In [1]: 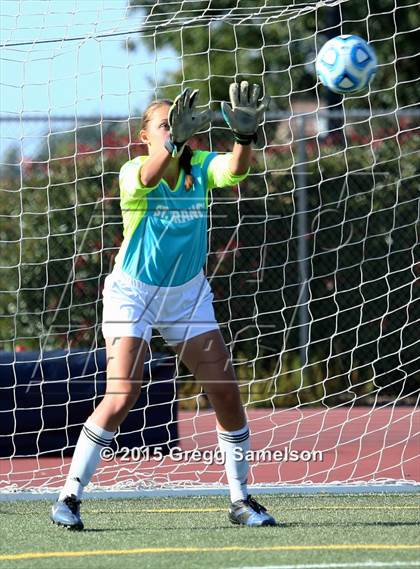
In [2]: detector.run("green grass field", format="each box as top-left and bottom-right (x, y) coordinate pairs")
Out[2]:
(1, 493), (419, 569)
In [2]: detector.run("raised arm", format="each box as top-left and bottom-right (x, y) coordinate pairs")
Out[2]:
(139, 89), (211, 188)
(221, 81), (270, 176)
(139, 146), (173, 188)
(229, 142), (252, 176)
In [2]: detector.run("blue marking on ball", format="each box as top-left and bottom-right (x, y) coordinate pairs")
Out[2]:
(316, 35), (377, 94)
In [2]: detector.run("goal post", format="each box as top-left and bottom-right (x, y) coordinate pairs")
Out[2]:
(0, 0), (419, 494)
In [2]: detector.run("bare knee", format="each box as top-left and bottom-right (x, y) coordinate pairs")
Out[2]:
(104, 385), (140, 411)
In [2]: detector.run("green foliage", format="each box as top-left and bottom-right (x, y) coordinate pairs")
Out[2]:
(0, 127), (134, 351)
(2, 115), (418, 407)
(204, 123), (419, 406)
(128, 0), (420, 109)
(1, 0), (418, 407)
(177, 120), (419, 408)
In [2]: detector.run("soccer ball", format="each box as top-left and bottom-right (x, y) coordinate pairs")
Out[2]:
(316, 35), (377, 94)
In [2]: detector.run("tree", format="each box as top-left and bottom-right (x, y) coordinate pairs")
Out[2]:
(1, 1), (418, 405)
(128, 0), (420, 110)
(123, 0), (420, 401)
(0, 123), (137, 352)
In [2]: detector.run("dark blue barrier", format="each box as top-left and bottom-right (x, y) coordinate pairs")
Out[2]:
(0, 348), (177, 457)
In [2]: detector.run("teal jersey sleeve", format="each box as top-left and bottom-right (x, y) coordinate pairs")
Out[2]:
(206, 152), (250, 190)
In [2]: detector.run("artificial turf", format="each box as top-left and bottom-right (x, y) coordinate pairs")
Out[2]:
(0, 493), (419, 569)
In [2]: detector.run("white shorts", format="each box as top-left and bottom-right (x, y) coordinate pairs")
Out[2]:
(101, 267), (219, 346)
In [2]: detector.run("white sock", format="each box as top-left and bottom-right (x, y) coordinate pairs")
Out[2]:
(59, 417), (116, 501)
(217, 424), (250, 503)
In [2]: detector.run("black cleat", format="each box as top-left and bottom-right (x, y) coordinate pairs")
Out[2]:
(229, 495), (277, 527)
(50, 494), (84, 530)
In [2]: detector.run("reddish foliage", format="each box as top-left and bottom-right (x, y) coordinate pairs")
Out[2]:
(22, 159), (48, 176)
(216, 238), (242, 261)
(113, 235), (123, 247)
(77, 143), (94, 154)
(103, 133), (128, 148)
(73, 280), (85, 297)
(74, 255), (87, 269)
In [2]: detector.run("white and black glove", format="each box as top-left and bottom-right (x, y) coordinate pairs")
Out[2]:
(221, 81), (270, 145)
(166, 88), (212, 157)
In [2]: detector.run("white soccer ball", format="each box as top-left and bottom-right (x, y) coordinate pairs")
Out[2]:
(316, 35), (377, 94)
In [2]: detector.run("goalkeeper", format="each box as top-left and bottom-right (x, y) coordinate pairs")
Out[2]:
(51, 82), (276, 530)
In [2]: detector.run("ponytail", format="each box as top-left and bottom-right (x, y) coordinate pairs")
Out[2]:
(179, 145), (194, 191)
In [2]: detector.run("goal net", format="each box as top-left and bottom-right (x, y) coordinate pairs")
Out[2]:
(1, 0), (419, 494)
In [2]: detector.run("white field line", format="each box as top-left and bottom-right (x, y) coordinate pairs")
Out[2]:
(226, 561), (420, 569)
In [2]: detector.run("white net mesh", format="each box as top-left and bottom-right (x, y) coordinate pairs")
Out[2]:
(0, 0), (419, 493)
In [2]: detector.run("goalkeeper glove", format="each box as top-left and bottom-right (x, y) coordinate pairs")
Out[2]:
(166, 88), (212, 157)
(221, 81), (270, 145)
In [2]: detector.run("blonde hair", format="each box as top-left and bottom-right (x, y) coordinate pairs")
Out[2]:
(141, 99), (194, 191)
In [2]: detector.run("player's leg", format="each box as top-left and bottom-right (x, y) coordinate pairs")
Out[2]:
(91, 336), (148, 430)
(171, 328), (277, 526)
(51, 336), (148, 530)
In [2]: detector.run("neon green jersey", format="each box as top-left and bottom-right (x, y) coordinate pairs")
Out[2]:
(114, 150), (249, 286)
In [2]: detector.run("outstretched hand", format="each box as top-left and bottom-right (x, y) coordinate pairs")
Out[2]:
(168, 88), (212, 148)
(221, 81), (270, 145)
